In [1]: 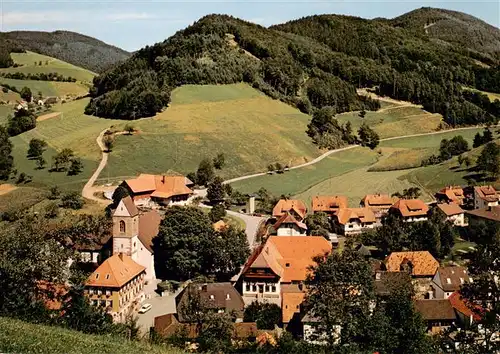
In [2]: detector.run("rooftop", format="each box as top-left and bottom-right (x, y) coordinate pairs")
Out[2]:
(385, 251), (439, 277)
(434, 266), (471, 292)
(273, 211), (307, 231)
(311, 195), (348, 213)
(415, 299), (456, 321)
(361, 194), (396, 208)
(86, 254), (145, 288)
(436, 203), (464, 216)
(466, 206), (500, 222)
(282, 291), (305, 323)
(474, 185), (499, 202)
(390, 199), (429, 217)
(124, 174), (193, 199)
(336, 207), (376, 225)
(272, 199), (307, 219)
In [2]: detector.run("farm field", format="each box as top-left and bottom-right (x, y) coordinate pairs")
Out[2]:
(231, 127), (487, 200)
(0, 78), (89, 97)
(336, 106), (442, 139)
(103, 83), (320, 179)
(368, 147), (435, 171)
(2, 51), (96, 83)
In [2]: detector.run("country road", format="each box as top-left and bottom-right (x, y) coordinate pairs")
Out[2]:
(223, 125), (496, 185)
(81, 128), (111, 204)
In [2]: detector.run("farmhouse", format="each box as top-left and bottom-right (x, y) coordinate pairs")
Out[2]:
(436, 203), (466, 227)
(112, 197), (161, 279)
(466, 205), (500, 226)
(435, 186), (465, 205)
(384, 251), (439, 279)
(360, 194), (396, 214)
(389, 199), (429, 222)
(473, 185), (499, 209)
(239, 236), (331, 310)
(332, 207), (377, 235)
(85, 253), (146, 322)
(273, 211), (307, 236)
(272, 199), (307, 221)
(122, 174), (194, 208)
(415, 299), (456, 334)
(311, 195), (348, 216)
(432, 266), (472, 299)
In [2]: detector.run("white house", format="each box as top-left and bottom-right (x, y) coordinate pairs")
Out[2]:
(273, 211), (307, 236)
(474, 186), (499, 209)
(389, 199), (429, 222)
(436, 203), (466, 227)
(432, 266), (472, 299)
(333, 207), (377, 235)
(112, 197), (161, 280)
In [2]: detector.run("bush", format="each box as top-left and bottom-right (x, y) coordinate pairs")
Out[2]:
(61, 192), (84, 210)
(48, 186), (61, 200)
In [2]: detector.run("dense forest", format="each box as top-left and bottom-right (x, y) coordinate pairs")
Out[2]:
(0, 31), (130, 73)
(86, 8), (500, 126)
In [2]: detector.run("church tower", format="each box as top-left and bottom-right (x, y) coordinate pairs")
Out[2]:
(112, 196), (140, 261)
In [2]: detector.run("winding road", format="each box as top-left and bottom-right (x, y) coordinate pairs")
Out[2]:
(81, 128), (111, 204)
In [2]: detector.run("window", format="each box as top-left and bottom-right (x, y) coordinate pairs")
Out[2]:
(265, 284), (270, 292)
(89, 289), (94, 295)
(271, 285), (276, 293)
(97, 289), (102, 295)
(95, 273), (99, 279)
(209, 295), (215, 300)
(106, 290), (111, 296)
(120, 220), (126, 233)
(106, 274), (110, 280)
(226, 294), (231, 300)
(285, 263), (290, 267)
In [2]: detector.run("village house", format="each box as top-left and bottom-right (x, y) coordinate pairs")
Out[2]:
(432, 266), (472, 299)
(272, 199), (307, 221)
(332, 207), (377, 235)
(311, 195), (348, 217)
(85, 253), (146, 322)
(121, 173), (194, 208)
(176, 283), (245, 322)
(435, 186), (465, 206)
(272, 211), (307, 236)
(473, 185), (499, 209)
(384, 251), (439, 278)
(448, 292), (481, 329)
(112, 196), (161, 280)
(389, 199), (429, 222)
(466, 205), (500, 227)
(415, 299), (456, 334)
(436, 203), (466, 227)
(239, 236), (331, 319)
(360, 194), (397, 221)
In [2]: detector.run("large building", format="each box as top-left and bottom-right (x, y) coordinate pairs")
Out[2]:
(332, 207), (377, 235)
(389, 199), (429, 222)
(122, 174), (194, 207)
(432, 266), (472, 299)
(384, 251), (439, 279)
(239, 236), (331, 319)
(112, 196), (161, 279)
(85, 253), (146, 322)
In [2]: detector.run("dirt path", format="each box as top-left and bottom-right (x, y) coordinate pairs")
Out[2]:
(37, 112), (61, 122)
(0, 184), (17, 196)
(81, 129), (111, 204)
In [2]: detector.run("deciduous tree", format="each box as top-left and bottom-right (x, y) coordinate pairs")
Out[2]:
(476, 142), (500, 178)
(196, 158), (214, 186)
(209, 204), (226, 222)
(27, 138), (47, 159)
(20, 86), (32, 102)
(206, 176), (225, 204)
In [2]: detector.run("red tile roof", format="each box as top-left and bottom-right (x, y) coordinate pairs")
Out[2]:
(361, 194), (397, 208)
(138, 210), (162, 252)
(466, 206), (500, 222)
(385, 251), (439, 277)
(86, 254), (145, 288)
(436, 203), (464, 216)
(272, 200), (307, 219)
(448, 292), (482, 321)
(474, 185), (499, 202)
(311, 196), (348, 213)
(125, 174), (193, 199)
(273, 212), (307, 231)
(415, 299), (456, 321)
(436, 186), (465, 204)
(336, 207), (376, 225)
(282, 291), (305, 323)
(390, 199), (429, 217)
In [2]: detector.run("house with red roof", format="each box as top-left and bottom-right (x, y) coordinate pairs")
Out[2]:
(121, 173), (194, 207)
(272, 199), (307, 221)
(273, 211), (307, 236)
(436, 203), (466, 227)
(435, 186), (465, 206)
(389, 199), (429, 222)
(239, 236), (331, 325)
(85, 253), (146, 322)
(473, 185), (499, 209)
(311, 195), (348, 217)
(332, 207), (377, 235)
(112, 196), (161, 279)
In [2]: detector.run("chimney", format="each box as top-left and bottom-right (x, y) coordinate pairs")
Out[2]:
(119, 253), (124, 261)
(202, 284), (208, 292)
(162, 175), (165, 184)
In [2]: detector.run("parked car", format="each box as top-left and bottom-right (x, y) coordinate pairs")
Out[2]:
(138, 303), (152, 314)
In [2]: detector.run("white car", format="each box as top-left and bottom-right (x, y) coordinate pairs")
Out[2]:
(138, 303), (152, 314)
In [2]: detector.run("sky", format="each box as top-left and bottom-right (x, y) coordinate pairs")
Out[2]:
(1, 0), (499, 52)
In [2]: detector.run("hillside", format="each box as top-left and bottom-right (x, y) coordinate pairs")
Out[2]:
(87, 11), (500, 128)
(0, 30), (130, 73)
(392, 7), (500, 64)
(0, 317), (182, 354)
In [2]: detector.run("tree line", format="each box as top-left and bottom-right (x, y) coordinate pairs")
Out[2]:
(0, 71), (77, 82)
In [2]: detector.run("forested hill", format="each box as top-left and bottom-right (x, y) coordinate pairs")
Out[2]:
(87, 10), (500, 127)
(391, 7), (500, 64)
(0, 30), (130, 73)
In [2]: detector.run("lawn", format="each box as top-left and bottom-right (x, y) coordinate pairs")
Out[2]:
(336, 106), (442, 139)
(0, 78), (89, 97)
(0, 317), (182, 354)
(103, 83), (320, 180)
(230, 147), (379, 196)
(3, 51), (96, 83)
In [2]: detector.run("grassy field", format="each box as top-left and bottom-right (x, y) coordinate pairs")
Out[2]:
(0, 78), (89, 97)
(368, 147), (435, 171)
(0, 317), (182, 354)
(336, 106), (442, 139)
(2, 51), (96, 83)
(231, 127), (488, 202)
(103, 83), (320, 180)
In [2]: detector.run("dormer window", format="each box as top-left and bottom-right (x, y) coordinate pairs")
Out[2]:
(95, 273), (99, 279)
(460, 278), (464, 284)
(446, 278), (451, 284)
(120, 220), (126, 233)
(209, 295), (215, 300)
(226, 294), (231, 300)
(286, 263), (290, 267)
(106, 274), (110, 280)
